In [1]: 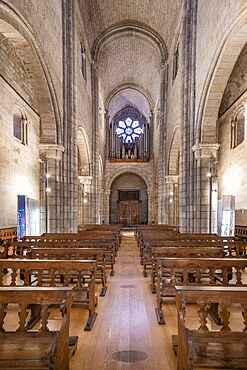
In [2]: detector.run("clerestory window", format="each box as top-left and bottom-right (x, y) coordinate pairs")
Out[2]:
(13, 106), (27, 145)
(231, 111), (245, 149)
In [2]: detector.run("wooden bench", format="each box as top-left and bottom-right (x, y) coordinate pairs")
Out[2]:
(29, 247), (108, 296)
(150, 246), (225, 290)
(235, 224), (247, 241)
(0, 258), (98, 331)
(7, 239), (116, 276)
(138, 233), (234, 266)
(0, 286), (76, 370)
(155, 257), (247, 325)
(0, 226), (17, 261)
(174, 286), (247, 369)
(142, 239), (247, 276)
(41, 231), (121, 252)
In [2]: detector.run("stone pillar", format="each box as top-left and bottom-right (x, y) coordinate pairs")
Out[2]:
(165, 175), (179, 225)
(61, 0), (78, 232)
(78, 176), (93, 225)
(157, 62), (168, 224)
(39, 144), (65, 233)
(147, 187), (155, 224)
(192, 143), (220, 233)
(103, 189), (110, 224)
(91, 61), (100, 223)
(179, 0), (198, 232)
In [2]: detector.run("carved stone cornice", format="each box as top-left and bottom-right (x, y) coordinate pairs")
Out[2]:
(38, 144), (65, 161)
(191, 143), (220, 160)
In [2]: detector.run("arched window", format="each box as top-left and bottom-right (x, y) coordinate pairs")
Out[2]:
(231, 110), (245, 149)
(13, 107), (27, 144)
(80, 42), (86, 79)
(108, 107), (150, 161)
(172, 42), (179, 81)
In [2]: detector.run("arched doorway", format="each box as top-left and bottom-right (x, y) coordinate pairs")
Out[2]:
(110, 173), (148, 225)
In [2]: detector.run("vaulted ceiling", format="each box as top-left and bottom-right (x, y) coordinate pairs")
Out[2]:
(79, 0), (183, 120)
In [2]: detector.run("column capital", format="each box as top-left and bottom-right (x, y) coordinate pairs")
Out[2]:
(38, 144), (65, 161)
(78, 176), (93, 192)
(165, 175), (179, 184)
(191, 143), (220, 160)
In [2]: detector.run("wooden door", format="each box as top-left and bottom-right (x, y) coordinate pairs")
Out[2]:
(118, 201), (141, 226)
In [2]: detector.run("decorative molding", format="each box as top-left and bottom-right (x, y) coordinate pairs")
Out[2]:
(38, 144), (65, 161)
(191, 143), (220, 160)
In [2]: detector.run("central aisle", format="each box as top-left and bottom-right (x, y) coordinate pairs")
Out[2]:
(70, 231), (177, 370)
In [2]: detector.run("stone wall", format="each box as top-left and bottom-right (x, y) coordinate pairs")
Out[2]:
(0, 78), (40, 227)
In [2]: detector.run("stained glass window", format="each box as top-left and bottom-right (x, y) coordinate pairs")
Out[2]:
(116, 117), (143, 143)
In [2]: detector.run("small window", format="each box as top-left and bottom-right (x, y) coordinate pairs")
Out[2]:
(13, 107), (27, 144)
(173, 43), (179, 81)
(231, 111), (245, 149)
(80, 42), (86, 79)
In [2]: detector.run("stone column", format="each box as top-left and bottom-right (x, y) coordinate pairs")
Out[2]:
(179, 0), (198, 232)
(192, 143), (220, 233)
(165, 175), (179, 225)
(78, 176), (93, 225)
(158, 62), (168, 224)
(61, 0), (78, 232)
(91, 61), (100, 223)
(103, 189), (111, 224)
(39, 144), (65, 233)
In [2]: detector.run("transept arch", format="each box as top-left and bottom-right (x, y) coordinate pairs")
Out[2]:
(105, 83), (154, 113)
(92, 21), (168, 64)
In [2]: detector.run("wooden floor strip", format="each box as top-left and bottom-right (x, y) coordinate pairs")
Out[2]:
(69, 231), (177, 369)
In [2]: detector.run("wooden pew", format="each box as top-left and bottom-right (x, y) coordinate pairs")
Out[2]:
(41, 231), (121, 252)
(0, 226), (17, 261)
(150, 246), (225, 291)
(0, 258), (98, 331)
(138, 233), (234, 265)
(0, 286), (76, 370)
(155, 257), (247, 325)
(235, 224), (247, 241)
(7, 240), (116, 276)
(174, 286), (247, 369)
(142, 239), (247, 276)
(29, 247), (108, 296)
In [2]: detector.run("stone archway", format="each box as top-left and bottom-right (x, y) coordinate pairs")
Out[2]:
(110, 172), (148, 225)
(104, 166), (153, 224)
(0, 6), (61, 143)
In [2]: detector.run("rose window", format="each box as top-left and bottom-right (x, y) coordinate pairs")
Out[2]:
(116, 117), (143, 143)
